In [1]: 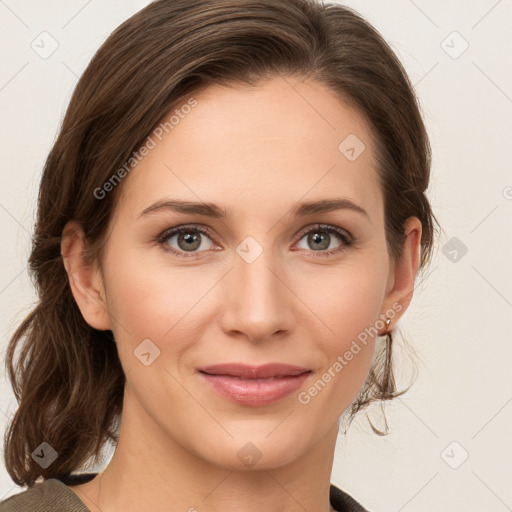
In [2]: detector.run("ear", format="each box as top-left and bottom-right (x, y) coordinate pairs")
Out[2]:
(381, 216), (422, 328)
(61, 220), (111, 331)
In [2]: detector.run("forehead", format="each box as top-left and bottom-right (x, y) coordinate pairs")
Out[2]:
(116, 76), (382, 222)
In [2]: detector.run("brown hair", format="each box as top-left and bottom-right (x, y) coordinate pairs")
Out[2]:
(3, 0), (438, 487)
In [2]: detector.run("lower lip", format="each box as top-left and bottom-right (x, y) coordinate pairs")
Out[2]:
(199, 371), (311, 407)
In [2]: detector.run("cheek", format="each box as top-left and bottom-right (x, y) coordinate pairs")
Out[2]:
(102, 245), (223, 358)
(294, 262), (387, 403)
(294, 255), (388, 340)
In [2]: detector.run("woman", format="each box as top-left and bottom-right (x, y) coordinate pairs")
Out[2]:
(0, 0), (437, 510)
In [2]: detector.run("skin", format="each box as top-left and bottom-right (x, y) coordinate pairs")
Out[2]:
(61, 75), (422, 512)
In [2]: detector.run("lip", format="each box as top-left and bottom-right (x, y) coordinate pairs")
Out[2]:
(198, 363), (312, 407)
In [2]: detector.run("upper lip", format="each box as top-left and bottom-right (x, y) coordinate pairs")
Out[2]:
(199, 363), (311, 379)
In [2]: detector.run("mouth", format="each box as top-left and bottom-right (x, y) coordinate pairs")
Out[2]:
(197, 363), (312, 406)
(199, 362), (311, 378)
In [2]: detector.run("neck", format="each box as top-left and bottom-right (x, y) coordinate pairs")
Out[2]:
(73, 385), (340, 512)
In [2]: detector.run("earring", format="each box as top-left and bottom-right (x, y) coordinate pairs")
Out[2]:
(381, 317), (392, 336)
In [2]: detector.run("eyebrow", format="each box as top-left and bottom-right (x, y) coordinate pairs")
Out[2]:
(138, 198), (370, 220)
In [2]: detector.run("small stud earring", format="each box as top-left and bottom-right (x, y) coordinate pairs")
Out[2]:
(381, 317), (392, 336)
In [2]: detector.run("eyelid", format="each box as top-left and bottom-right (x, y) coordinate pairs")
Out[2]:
(293, 223), (353, 245)
(157, 223), (216, 243)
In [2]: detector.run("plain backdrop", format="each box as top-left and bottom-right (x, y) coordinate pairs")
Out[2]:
(1, 1), (511, 511)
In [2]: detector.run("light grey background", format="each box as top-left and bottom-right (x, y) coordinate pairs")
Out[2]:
(1, 1), (511, 511)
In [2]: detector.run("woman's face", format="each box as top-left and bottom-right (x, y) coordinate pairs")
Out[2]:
(69, 75), (419, 471)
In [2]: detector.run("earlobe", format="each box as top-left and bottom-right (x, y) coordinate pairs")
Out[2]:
(382, 216), (422, 327)
(61, 220), (111, 331)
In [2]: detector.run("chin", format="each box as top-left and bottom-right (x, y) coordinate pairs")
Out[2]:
(195, 433), (308, 472)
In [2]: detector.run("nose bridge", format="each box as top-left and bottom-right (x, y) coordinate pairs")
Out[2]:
(221, 236), (291, 340)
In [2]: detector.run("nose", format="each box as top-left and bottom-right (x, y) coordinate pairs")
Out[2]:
(219, 241), (295, 344)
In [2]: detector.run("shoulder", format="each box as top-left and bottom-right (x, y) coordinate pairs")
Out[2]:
(330, 482), (371, 512)
(0, 478), (90, 512)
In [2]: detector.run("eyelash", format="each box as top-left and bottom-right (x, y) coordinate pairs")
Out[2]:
(156, 223), (354, 259)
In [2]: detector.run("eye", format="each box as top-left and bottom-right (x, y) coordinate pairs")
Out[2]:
(157, 223), (354, 259)
(158, 224), (217, 258)
(294, 224), (353, 258)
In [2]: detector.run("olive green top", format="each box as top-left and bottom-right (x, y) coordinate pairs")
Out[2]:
(0, 479), (88, 512)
